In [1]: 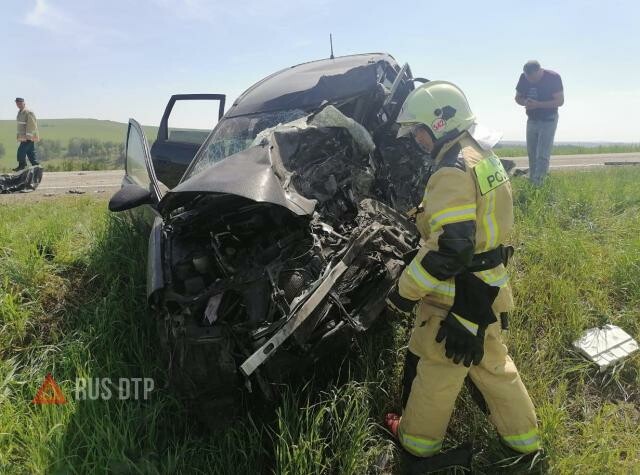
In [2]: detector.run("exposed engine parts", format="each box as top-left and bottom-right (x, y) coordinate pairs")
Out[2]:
(152, 108), (423, 403)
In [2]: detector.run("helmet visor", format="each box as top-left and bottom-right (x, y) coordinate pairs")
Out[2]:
(396, 123), (421, 139)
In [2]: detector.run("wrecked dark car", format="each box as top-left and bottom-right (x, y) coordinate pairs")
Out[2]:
(110, 53), (430, 411)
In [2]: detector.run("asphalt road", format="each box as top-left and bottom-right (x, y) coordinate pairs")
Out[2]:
(0, 170), (124, 203)
(37, 170), (125, 193)
(1, 153), (639, 202)
(509, 152), (640, 170)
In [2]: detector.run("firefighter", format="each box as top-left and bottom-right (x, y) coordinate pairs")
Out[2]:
(385, 81), (541, 461)
(15, 97), (40, 171)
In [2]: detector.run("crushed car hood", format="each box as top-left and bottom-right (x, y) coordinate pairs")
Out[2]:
(160, 106), (378, 218)
(161, 143), (316, 216)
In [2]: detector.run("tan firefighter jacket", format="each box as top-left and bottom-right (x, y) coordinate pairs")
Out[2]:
(398, 131), (514, 314)
(16, 108), (39, 141)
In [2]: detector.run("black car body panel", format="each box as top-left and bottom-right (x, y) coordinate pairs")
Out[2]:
(147, 217), (165, 299)
(226, 53), (395, 117)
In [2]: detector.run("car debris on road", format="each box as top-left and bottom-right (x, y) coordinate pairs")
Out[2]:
(0, 166), (43, 194)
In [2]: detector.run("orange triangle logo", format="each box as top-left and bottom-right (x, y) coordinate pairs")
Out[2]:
(32, 373), (67, 404)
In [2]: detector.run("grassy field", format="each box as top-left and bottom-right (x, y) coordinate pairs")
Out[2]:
(0, 119), (158, 170)
(1, 169), (639, 474)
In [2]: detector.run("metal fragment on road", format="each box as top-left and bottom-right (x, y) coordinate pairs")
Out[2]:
(573, 324), (639, 369)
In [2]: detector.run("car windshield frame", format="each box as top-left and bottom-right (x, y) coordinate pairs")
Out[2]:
(182, 109), (308, 180)
(181, 58), (407, 183)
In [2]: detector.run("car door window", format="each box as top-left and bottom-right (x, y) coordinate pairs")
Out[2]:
(126, 123), (151, 189)
(126, 119), (163, 203)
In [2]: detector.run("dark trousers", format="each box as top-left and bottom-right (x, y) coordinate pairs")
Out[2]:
(17, 140), (39, 167)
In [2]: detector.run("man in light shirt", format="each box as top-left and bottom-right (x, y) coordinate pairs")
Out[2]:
(15, 97), (40, 171)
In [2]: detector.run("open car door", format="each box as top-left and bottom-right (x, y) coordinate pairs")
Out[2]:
(109, 119), (165, 213)
(150, 94), (226, 188)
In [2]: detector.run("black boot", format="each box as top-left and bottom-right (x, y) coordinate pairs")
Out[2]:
(12, 164), (27, 172)
(402, 443), (474, 474)
(487, 444), (547, 474)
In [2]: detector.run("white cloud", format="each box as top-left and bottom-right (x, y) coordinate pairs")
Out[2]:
(24, 0), (71, 32)
(22, 0), (126, 47)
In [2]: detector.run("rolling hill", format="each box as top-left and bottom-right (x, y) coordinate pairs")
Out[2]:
(0, 119), (158, 169)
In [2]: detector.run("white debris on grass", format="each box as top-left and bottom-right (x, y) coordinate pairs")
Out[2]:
(573, 324), (639, 370)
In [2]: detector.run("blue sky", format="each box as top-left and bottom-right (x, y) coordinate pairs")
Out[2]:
(1, 0), (639, 142)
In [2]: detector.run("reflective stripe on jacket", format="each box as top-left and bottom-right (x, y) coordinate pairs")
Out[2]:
(398, 131), (514, 313)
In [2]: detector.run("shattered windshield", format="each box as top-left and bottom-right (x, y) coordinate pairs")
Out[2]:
(185, 109), (307, 179)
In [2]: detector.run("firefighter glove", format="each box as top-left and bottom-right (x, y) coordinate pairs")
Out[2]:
(435, 272), (500, 366)
(436, 312), (487, 367)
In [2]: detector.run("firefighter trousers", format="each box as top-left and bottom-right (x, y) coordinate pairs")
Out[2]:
(398, 303), (540, 457)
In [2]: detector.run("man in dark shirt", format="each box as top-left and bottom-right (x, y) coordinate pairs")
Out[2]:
(515, 60), (564, 185)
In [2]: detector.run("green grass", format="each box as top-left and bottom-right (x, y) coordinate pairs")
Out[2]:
(1, 169), (639, 473)
(494, 143), (640, 158)
(0, 119), (158, 170)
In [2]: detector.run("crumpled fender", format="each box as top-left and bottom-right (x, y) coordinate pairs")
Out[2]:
(146, 216), (165, 300)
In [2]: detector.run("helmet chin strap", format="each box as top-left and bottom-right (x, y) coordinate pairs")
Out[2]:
(430, 128), (463, 158)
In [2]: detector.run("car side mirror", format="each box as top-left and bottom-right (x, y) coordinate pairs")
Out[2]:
(109, 183), (153, 212)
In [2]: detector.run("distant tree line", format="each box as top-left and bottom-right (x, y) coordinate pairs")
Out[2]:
(36, 139), (64, 161)
(35, 138), (125, 165)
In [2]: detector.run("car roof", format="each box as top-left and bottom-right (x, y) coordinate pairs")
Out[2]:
(225, 52), (399, 118)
